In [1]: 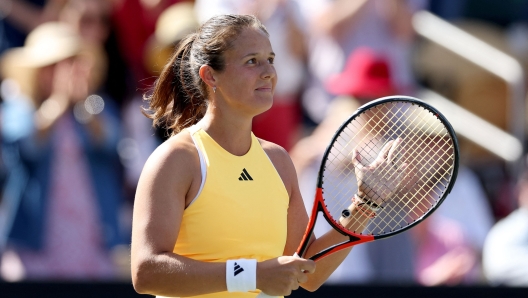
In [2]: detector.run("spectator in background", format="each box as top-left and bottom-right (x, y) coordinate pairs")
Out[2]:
(144, 2), (198, 77)
(483, 160), (528, 286)
(412, 214), (478, 286)
(58, 0), (130, 111)
(0, 0), (130, 108)
(407, 162), (494, 286)
(0, 0), (56, 55)
(143, 1), (199, 141)
(291, 47), (397, 176)
(296, 0), (426, 125)
(432, 165), (494, 284)
(194, 0), (308, 150)
(325, 47), (397, 102)
(117, 1), (200, 205)
(58, 0), (111, 45)
(58, 0), (132, 196)
(0, 22), (124, 281)
(111, 0), (192, 91)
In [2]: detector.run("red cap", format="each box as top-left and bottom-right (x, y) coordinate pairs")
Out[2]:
(325, 47), (397, 100)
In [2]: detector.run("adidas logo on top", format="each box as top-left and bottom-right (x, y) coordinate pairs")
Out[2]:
(238, 168), (253, 181)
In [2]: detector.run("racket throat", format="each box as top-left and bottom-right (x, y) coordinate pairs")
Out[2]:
(295, 189), (326, 258)
(309, 236), (361, 261)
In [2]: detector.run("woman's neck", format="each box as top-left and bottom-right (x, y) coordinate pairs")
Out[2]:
(198, 109), (254, 156)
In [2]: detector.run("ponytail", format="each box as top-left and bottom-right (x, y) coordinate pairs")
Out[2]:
(144, 33), (207, 135)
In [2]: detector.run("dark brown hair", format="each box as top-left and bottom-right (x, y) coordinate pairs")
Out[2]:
(144, 14), (268, 135)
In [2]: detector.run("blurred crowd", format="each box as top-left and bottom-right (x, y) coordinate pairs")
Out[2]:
(0, 0), (528, 288)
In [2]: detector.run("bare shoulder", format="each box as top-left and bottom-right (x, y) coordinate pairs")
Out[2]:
(149, 131), (197, 162)
(140, 130), (200, 192)
(258, 138), (298, 194)
(259, 138), (290, 161)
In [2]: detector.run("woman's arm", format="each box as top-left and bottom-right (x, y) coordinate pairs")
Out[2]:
(0, 0), (63, 33)
(264, 141), (368, 292)
(312, 0), (368, 38)
(131, 133), (229, 297)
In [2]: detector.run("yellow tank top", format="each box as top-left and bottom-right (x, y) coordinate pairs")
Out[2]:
(167, 125), (289, 298)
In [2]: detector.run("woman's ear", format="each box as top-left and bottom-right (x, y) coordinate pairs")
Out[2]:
(199, 65), (216, 88)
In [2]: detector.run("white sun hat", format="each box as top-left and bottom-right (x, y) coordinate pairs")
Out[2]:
(1, 22), (82, 69)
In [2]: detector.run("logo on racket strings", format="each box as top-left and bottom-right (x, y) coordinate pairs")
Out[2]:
(238, 168), (253, 181)
(233, 262), (244, 276)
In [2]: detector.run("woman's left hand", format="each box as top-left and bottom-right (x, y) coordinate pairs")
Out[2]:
(352, 138), (414, 206)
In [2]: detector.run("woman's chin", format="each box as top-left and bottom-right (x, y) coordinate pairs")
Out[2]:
(254, 98), (274, 115)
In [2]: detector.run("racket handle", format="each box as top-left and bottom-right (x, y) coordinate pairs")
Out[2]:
(255, 253), (301, 298)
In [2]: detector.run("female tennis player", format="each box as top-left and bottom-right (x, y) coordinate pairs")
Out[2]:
(131, 14), (402, 298)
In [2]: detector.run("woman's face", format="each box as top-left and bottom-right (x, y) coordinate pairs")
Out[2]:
(61, 0), (110, 45)
(213, 27), (277, 117)
(36, 64), (55, 102)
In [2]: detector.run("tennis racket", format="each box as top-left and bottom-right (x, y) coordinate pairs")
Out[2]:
(297, 96), (459, 261)
(257, 95), (459, 297)
(296, 95), (459, 261)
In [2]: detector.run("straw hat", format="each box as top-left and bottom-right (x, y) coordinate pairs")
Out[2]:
(1, 22), (82, 71)
(0, 22), (82, 96)
(144, 2), (199, 74)
(155, 2), (199, 46)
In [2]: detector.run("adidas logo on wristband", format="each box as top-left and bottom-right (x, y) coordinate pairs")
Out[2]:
(234, 262), (244, 276)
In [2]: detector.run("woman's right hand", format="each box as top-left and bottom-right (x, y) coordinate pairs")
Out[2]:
(256, 255), (316, 296)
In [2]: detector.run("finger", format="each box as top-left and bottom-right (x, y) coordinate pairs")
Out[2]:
(371, 139), (395, 167)
(405, 165), (418, 185)
(386, 138), (402, 164)
(351, 148), (364, 170)
(299, 259), (316, 274)
(398, 163), (409, 177)
(393, 163), (408, 188)
(297, 272), (309, 284)
(291, 279), (300, 291)
(401, 166), (419, 191)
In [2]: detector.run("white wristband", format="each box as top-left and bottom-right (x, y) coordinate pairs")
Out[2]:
(354, 193), (381, 212)
(226, 259), (257, 292)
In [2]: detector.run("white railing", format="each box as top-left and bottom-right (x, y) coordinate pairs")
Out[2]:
(412, 10), (525, 171)
(419, 88), (523, 162)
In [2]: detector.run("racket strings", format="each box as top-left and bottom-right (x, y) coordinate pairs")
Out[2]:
(344, 105), (426, 203)
(352, 108), (433, 229)
(324, 108), (404, 215)
(321, 102), (455, 236)
(364, 108), (454, 229)
(370, 136), (452, 226)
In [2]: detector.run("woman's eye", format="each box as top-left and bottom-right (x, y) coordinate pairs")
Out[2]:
(247, 58), (256, 64)
(268, 57), (274, 64)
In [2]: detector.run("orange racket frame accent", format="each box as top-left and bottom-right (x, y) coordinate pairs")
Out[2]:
(296, 188), (375, 262)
